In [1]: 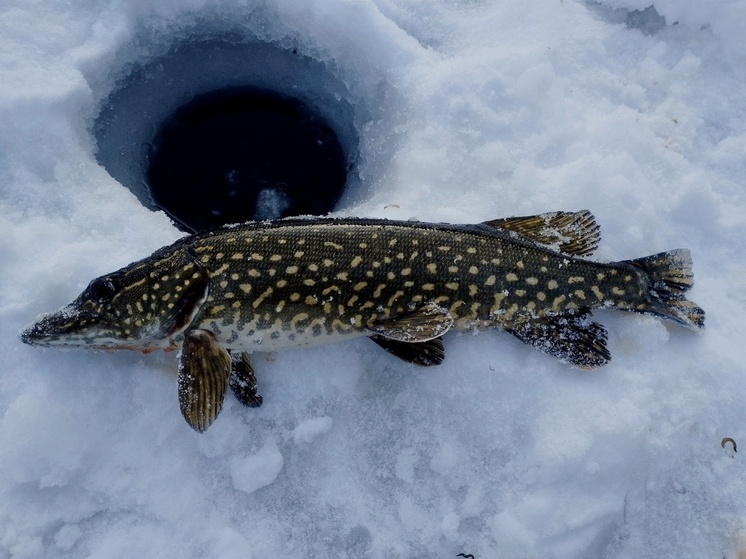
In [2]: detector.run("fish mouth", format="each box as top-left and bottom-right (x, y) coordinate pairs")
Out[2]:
(20, 307), (169, 352)
(20, 321), (48, 346)
(20, 307), (105, 348)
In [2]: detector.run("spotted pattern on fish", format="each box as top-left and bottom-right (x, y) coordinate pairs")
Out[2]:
(178, 220), (641, 349)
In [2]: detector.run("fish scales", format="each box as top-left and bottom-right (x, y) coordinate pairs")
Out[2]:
(20, 212), (705, 432)
(188, 220), (640, 348)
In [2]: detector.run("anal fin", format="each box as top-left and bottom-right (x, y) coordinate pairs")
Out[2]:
(230, 351), (263, 408)
(178, 329), (231, 432)
(483, 210), (600, 257)
(507, 311), (610, 369)
(370, 335), (445, 366)
(367, 302), (453, 342)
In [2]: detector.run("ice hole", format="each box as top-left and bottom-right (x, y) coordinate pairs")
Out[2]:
(146, 86), (347, 231)
(93, 38), (359, 232)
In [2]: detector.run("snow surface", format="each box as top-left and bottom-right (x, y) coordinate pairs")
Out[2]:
(2, 1), (746, 557)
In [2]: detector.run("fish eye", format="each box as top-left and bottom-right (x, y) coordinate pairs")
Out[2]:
(88, 275), (120, 302)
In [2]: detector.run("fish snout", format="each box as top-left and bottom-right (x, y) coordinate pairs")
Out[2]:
(19, 307), (102, 347)
(20, 318), (58, 346)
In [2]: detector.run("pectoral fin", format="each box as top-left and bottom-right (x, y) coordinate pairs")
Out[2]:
(178, 329), (231, 432)
(160, 248), (210, 339)
(367, 302), (454, 342)
(229, 351), (263, 408)
(483, 210), (600, 257)
(507, 311), (610, 369)
(370, 335), (445, 366)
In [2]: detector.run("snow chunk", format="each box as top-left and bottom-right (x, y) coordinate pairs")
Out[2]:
(253, 187), (292, 222)
(54, 524), (82, 552)
(440, 511), (460, 542)
(229, 439), (284, 495)
(395, 447), (417, 482)
(292, 416), (333, 445)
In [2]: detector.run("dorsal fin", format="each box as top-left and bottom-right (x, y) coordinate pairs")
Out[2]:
(482, 210), (600, 257)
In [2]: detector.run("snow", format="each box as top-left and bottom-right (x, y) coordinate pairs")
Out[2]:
(293, 416), (333, 445)
(2, 0), (746, 557)
(230, 438), (285, 495)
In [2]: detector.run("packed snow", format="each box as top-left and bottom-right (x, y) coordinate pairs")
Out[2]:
(2, 1), (746, 557)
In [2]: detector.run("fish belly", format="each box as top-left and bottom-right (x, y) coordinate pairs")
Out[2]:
(198, 316), (370, 352)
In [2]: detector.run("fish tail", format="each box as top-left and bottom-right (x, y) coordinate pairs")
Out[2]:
(624, 249), (705, 330)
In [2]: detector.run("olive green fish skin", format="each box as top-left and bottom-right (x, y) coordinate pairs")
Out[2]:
(21, 215), (703, 361)
(187, 220), (643, 350)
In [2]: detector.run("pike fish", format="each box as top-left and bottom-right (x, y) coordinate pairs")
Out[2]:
(21, 211), (704, 431)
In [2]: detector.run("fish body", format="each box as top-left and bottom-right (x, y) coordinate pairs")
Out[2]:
(21, 211), (704, 431)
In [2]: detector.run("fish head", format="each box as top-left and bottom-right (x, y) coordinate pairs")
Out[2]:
(21, 246), (209, 351)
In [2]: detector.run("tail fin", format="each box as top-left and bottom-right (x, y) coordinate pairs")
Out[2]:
(625, 249), (705, 330)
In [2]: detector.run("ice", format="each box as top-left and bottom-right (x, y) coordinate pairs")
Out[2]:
(589, 0), (746, 54)
(2, 0), (746, 558)
(626, 6), (667, 35)
(253, 188), (292, 222)
(94, 40), (362, 218)
(292, 416), (333, 445)
(230, 439), (285, 495)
